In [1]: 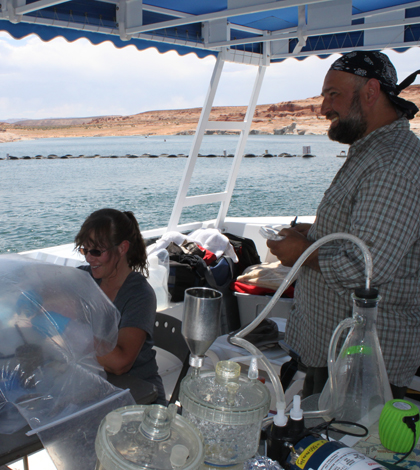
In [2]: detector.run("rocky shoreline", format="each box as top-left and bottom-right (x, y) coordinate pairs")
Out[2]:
(2, 85), (420, 144)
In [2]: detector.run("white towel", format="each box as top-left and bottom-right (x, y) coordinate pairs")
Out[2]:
(188, 228), (238, 262)
(147, 228), (239, 263)
(146, 231), (187, 255)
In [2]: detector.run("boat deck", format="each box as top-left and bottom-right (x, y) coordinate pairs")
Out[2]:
(7, 215), (420, 469)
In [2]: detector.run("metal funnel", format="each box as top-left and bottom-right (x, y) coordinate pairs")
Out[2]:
(182, 287), (222, 368)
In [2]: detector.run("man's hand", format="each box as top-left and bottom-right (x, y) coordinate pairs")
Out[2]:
(267, 228), (320, 270)
(292, 223), (312, 237)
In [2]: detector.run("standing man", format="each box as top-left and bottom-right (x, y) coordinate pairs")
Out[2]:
(268, 51), (420, 399)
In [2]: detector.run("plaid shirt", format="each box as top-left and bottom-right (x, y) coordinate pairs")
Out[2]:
(285, 118), (420, 386)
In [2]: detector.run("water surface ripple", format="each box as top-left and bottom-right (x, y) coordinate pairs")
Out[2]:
(0, 135), (347, 254)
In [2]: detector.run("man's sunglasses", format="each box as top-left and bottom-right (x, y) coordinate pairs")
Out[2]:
(79, 247), (109, 257)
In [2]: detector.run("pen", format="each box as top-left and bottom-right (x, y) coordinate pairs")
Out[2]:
(290, 216), (298, 227)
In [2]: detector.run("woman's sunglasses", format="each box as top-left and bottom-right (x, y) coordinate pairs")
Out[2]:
(79, 247), (109, 257)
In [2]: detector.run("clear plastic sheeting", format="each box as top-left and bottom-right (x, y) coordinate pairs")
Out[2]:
(36, 390), (134, 470)
(0, 254), (127, 439)
(148, 249), (171, 311)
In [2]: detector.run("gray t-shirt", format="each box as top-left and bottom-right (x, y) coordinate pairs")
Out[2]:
(78, 266), (164, 398)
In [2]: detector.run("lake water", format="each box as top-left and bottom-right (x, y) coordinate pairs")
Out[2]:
(0, 134), (347, 254)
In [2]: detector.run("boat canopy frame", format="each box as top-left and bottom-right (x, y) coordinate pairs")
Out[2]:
(1, 0), (420, 232)
(1, 0), (420, 62)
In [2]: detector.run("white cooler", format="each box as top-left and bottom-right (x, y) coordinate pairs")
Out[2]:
(234, 292), (293, 326)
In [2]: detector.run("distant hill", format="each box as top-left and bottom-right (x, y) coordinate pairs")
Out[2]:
(2, 85), (420, 143)
(11, 116), (121, 127)
(3, 118), (29, 124)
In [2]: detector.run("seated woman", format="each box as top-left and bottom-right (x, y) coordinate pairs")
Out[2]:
(75, 208), (166, 404)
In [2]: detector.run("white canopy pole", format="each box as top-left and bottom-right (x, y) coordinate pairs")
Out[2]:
(167, 48), (268, 232)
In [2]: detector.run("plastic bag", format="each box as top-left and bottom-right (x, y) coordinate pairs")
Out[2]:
(27, 389), (134, 470)
(147, 249), (171, 310)
(0, 254), (122, 435)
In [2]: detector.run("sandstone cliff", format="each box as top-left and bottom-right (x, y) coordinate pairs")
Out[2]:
(1, 85), (420, 143)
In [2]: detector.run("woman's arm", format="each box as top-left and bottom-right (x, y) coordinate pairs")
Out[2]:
(97, 326), (146, 375)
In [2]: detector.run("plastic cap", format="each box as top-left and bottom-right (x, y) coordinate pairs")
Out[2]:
(170, 445), (189, 467)
(105, 411), (123, 434)
(273, 402), (287, 426)
(274, 409), (287, 426)
(290, 395), (303, 420)
(140, 405), (174, 441)
(215, 360), (241, 385)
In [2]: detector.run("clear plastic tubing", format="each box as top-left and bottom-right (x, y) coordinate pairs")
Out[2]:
(229, 232), (373, 418)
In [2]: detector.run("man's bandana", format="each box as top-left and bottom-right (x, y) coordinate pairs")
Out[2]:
(330, 51), (419, 119)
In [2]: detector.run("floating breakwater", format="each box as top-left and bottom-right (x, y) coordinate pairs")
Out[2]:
(2, 152), (310, 160)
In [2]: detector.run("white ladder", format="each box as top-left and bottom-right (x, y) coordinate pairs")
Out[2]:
(167, 49), (268, 232)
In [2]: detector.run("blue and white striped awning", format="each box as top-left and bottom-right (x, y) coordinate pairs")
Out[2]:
(0, 0), (420, 63)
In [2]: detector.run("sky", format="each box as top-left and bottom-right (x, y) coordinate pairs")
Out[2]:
(1, 31), (420, 121)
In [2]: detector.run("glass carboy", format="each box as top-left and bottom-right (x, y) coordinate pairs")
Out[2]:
(318, 287), (393, 427)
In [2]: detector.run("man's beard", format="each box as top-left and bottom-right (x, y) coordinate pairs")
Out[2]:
(328, 92), (368, 145)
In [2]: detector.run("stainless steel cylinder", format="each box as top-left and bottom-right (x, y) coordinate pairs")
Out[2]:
(182, 287), (222, 365)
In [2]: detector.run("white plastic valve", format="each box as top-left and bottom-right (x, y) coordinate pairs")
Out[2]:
(290, 395), (303, 421)
(170, 444), (189, 468)
(273, 401), (287, 426)
(248, 357), (259, 380)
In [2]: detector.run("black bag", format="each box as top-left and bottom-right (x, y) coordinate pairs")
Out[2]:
(168, 254), (207, 302)
(243, 318), (282, 347)
(205, 256), (235, 289)
(167, 240), (236, 303)
(166, 237), (247, 333)
(223, 233), (261, 276)
(204, 256), (241, 334)
(229, 318), (282, 349)
(168, 246), (240, 333)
